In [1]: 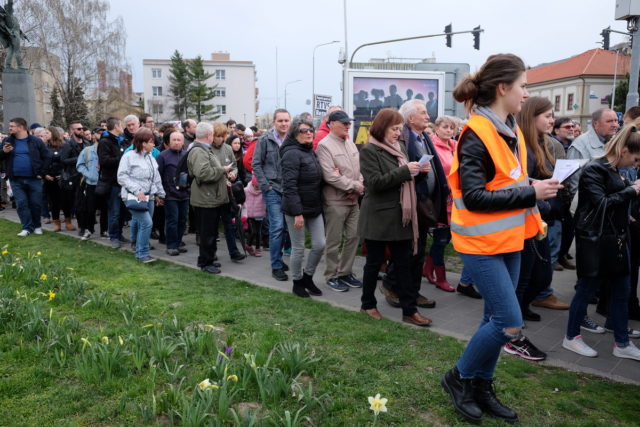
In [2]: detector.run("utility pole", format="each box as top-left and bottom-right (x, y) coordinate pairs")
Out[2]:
(627, 17), (640, 109)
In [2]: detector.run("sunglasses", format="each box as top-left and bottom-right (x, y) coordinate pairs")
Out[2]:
(560, 124), (574, 129)
(298, 128), (315, 134)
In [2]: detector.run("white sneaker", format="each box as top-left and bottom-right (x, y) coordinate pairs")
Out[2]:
(33, 227), (43, 235)
(16, 230), (30, 237)
(562, 335), (598, 357)
(81, 230), (92, 241)
(613, 341), (640, 361)
(605, 327), (640, 339)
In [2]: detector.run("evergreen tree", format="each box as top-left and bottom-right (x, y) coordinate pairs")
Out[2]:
(168, 50), (190, 120)
(62, 77), (89, 128)
(50, 86), (64, 127)
(187, 55), (217, 122)
(614, 73), (631, 113)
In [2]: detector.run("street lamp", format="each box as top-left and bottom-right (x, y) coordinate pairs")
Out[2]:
(284, 79), (302, 110)
(312, 40), (340, 115)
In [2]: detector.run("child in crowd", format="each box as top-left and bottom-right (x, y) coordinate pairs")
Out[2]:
(244, 176), (266, 256)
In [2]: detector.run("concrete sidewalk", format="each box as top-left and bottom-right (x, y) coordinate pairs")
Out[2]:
(2, 208), (639, 385)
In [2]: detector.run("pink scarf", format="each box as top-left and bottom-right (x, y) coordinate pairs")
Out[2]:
(368, 137), (419, 254)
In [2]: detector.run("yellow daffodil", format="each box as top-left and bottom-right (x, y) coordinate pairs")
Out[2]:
(36, 251), (42, 256)
(203, 324), (215, 331)
(197, 378), (219, 391)
(40, 273), (47, 281)
(47, 290), (56, 301)
(80, 337), (91, 349)
(227, 375), (238, 382)
(118, 336), (124, 345)
(101, 336), (109, 344)
(54, 277), (58, 281)
(368, 394), (388, 415)
(1, 249), (8, 255)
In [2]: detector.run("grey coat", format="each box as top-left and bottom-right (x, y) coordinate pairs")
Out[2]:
(566, 127), (604, 197)
(358, 140), (414, 241)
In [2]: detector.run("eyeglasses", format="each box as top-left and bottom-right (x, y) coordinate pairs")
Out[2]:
(560, 124), (574, 129)
(298, 128), (315, 134)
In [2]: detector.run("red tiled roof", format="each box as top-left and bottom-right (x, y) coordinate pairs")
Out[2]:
(527, 48), (630, 85)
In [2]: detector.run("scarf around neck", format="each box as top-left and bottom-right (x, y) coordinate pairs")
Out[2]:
(368, 136), (419, 254)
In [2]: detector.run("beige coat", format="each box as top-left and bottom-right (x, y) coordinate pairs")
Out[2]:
(315, 132), (363, 206)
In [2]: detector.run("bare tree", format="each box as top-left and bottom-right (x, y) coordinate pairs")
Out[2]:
(14, 0), (129, 125)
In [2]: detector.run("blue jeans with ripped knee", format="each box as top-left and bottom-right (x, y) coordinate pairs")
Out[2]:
(455, 251), (523, 380)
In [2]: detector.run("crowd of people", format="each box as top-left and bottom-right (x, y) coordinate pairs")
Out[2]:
(2, 52), (640, 423)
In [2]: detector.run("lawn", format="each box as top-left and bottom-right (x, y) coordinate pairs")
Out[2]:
(0, 218), (638, 426)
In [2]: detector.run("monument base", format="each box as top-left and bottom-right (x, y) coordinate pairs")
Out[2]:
(3, 68), (37, 131)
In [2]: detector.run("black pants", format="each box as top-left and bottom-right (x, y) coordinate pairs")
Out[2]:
(96, 193), (109, 234)
(76, 183), (96, 233)
(195, 206), (221, 268)
(362, 239), (416, 316)
(559, 206), (574, 260)
(153, 204), (165, 241)
(248, 218), (263, 249)
(44, 180), (71, 220)
(516, 237), (552, 313)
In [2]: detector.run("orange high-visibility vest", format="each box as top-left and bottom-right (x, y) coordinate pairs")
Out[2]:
(449, 115), (544, 255)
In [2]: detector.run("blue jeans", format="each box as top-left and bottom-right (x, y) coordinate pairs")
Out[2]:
(107, 186), (122, 241)
(165, 199), (189, 249)
(262, 189), (285, 269)
(460, 266), (474, 285)
(220, 203), (241, 256)
(547, 219), (562, 264)
(128, 201), (155, 259)
(11, 177), (43, 232)
(456, 251), (523, 380)
(567, 275), (630, 346)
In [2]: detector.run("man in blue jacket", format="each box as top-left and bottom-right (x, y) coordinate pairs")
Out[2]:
(0, 117), (51, 236)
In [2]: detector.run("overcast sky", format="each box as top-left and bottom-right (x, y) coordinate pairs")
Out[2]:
(107, 0), (629, 119)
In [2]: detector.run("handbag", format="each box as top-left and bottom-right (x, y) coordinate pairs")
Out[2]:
(124, 192), (149, 211)
(95, 175), (111, 196)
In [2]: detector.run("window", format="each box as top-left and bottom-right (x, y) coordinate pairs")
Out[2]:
(45, 103), (52, 113)
(152, 86), (163, 96)
(214, 88), (226, 97)
(43, 82), (50, 93)
(554, 95), (561, 112)
(152, 68), (162, 78)
(567, 93), (574, 110)
(217, 105), (227, 115)
(151, 103), (163, 115)
(215, 69), (226, 80)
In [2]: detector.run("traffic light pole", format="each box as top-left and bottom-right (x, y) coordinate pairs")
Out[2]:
(626, 17), (640, 110)
(348, 28), (483, 66)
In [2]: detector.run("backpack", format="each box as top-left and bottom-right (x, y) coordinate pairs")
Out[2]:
(174, 145), (204, 190)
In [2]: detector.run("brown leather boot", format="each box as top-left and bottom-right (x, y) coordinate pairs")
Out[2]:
(422, 255), (436, 283)
(64, 217), (76, 231)
(433, 265), (455, 292)
(52, 219), (61, 232)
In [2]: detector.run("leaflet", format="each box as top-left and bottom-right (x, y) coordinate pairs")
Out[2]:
(551, 159), (580, 183)
(411, 154), (434, 176)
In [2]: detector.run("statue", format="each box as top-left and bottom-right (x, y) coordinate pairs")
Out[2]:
(0, 0), (28, 69)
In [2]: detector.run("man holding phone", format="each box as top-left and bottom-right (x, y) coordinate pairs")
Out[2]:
(0, 117), (51, 236)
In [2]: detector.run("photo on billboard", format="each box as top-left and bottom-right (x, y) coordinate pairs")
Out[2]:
(346, 70), (445, 146)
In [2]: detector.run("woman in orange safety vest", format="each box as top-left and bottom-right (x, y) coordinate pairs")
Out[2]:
(440, 54), (562, 424)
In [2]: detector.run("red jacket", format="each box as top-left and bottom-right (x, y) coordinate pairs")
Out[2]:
(313, 120), (330, 151)
(243, 139), (257, 172)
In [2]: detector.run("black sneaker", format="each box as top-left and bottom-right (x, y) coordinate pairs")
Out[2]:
(337, 274), (363, 288)
(503, 336), (547, 361)
(282, 262), (289, 271)
(166, 248), (180, 256)
(456, 283), (482, 299)
(178, 247), (188, 253)
(231, 252), (246, 262)
(202, 265), (221, 274)
(272, 268), (288, 281)
(326, 278), (349, 292)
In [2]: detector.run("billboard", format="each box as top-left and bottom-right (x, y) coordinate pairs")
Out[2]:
(345, 70), (445, 145)
(313, 94), (332, 118)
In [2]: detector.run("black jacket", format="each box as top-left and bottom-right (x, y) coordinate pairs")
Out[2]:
(60, 139), (89, 180)
(280, 137), (323, 218)
(0, 134), (52, 179)
(44, 144), (64, 177)
(457, 129), (536, 212)
(98, 132), (125, 186)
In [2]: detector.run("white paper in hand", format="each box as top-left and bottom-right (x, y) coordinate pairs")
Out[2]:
(551, 159), (580, 183)
(411, 154), (434, 176)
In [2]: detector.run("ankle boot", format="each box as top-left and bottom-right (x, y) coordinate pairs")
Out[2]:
(52, 219), (61, 232)
(64, 217), (76, 231)
(422, 255), (436, 283)
(441, 367), (482, 423)
(302, 272), (322, 296)
(472, 378), (518, 423)
(292, 278), (310, 298)
(433, 265), (455, 292)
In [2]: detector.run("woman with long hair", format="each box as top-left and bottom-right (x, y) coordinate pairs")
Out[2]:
(358, 108), (431, 326)
(117, 129), (165, 263)
(440, 54), (561, 423)
(562, 122), (640, 360)
(41, 127), (67, 232)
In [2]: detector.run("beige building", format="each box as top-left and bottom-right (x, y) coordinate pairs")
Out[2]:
(527, 48), (630, 128)
(143, 52), (257, 125)
(21, 47), (61, 126)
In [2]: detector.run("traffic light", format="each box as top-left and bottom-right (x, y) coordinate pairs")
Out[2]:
(473, 25), (481, 50)
(601, 26), (611, 50)
(444, 24), (452, 48)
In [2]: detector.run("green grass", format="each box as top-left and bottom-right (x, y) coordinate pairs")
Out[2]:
(0, 218), (639, 426)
